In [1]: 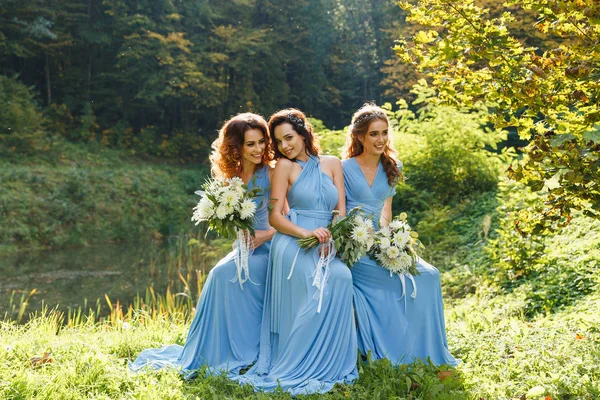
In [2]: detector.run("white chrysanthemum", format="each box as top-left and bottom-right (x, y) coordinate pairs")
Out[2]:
(192, 197), (215, 222)
(393, 231), (410, 249)
(351, 225), (370, 246)
(397, 252), (413, 270)
(356, 216), (373, 230)
(215, 204), (229, 219)
(386, 245), (400, 259)
(228, 176), (244, 190)
(379, 226), (391, 238)
(239, 199), (257, 220)
(389, 219), (408, 231)
(366, 237), (375, 251)
(379, 237), (391, 249)
(220, 188), (241, 206)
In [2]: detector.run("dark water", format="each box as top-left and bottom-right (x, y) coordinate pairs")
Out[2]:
(0, 239), (227, 320)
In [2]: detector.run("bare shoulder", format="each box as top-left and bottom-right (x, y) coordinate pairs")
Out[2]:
(320, 155), (341, 167)
(274, 157), (294, 171)
(266, 165), (275, 181)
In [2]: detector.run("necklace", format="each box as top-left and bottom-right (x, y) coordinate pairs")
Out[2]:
(356, 156), (379, 171)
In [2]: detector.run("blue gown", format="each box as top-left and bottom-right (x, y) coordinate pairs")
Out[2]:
(342, 157), (458, 366)
(235, 155), (358, 395)
(130, 165), (272, 378)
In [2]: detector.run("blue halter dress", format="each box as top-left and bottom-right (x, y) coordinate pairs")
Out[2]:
(342, 157), (458, 366)
(130, 165), (272, 377)
(235, 155), (358, 395)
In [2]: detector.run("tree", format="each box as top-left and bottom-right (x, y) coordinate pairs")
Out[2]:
(396, 0), (600, 233)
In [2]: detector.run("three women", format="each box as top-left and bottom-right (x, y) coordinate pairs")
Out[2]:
(131, 105), (456, 393)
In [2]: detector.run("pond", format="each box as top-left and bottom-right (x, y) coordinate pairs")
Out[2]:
(0, 237), (230, 321)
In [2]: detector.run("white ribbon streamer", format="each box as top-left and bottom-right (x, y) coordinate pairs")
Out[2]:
(312, 239), (337, 313)
(230, 229), (257, 290)
(392, 271), (418, 305)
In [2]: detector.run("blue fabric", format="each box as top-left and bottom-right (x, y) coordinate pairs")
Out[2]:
(234, 156), (358, 395)
(342, 157), (458, 366)
(130, 165), (272, 377)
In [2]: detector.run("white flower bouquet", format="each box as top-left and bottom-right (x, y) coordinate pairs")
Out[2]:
(298, 207), (375, 268)
(192, 176), (262, 238)
(191, 176), (264, 289)
(369, 212), (423, 277)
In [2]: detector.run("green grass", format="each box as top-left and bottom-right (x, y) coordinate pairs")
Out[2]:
(1, 285), (597, 399)
(0, 141), (209, 255)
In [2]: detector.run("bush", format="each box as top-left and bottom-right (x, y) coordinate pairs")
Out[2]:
(388, 81), (509, 204)
(486, 178), (600, 317)
(0, 75), (45, 154)
(311, 117), (346, 158)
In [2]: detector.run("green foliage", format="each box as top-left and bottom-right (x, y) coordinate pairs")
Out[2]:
(396, 0), (600, 230)
(0, 141), (209, 252)
(0, 75), (45, 154)
(311, 118), (346, 158)
(486, 178), (600, 316)
(389, 82), (509, 205)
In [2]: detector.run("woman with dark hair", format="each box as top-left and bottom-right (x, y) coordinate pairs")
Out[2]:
(130, 113), (276, 378)
(235, 109), (358, 394)
(342, 104), (458, 366)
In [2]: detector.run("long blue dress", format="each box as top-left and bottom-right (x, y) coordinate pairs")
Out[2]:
(342, 157), (458, 366)
(235, 155), (358, 395)
(130, 165), (272, 378)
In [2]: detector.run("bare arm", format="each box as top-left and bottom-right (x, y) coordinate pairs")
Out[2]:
(379, 196), (393, 227)
(252, 228), (276, 248)
(330, 156), (346, 217)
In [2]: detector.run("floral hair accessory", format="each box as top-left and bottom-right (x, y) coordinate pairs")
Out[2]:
(353, 110), (387, 127)
(286, 114), (305, 129)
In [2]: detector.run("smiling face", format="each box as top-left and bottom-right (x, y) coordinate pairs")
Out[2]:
(360, 118), (389, 157)
(241, 128), (267, 166)
(273, 122), (307, 161)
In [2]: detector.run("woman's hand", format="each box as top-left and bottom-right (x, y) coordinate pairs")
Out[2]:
(306, 227), (331, 243)
(252, 228), (276, 249)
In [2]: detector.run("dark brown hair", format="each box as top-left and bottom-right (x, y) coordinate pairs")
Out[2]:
(209, 113), (272, 178)
(268, 108), (320, 160)
(344, 103), (402, 186)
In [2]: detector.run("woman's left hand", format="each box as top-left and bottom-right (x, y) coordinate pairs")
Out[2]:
(252, 228), (276, 249)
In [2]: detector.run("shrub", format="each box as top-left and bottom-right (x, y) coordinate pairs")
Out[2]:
(0, 75), (45, 154)
(389, 81), (509, 204)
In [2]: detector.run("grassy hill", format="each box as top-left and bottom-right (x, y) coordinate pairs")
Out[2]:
(0, 142), (209, 255)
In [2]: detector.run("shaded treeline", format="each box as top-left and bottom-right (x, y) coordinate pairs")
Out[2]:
(0, 0), (410, 159)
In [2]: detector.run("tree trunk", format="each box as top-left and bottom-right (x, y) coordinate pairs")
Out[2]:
(45, 52), (51, 104)
(87, 0), (92, 101)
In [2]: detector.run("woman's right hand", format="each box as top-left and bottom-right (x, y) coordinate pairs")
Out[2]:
(305, 227), (331, 243)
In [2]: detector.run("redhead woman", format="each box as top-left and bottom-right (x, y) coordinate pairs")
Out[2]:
(130, 113), (276, 377)
(342, 104), (458, 366)
(235, 109), (357, 395)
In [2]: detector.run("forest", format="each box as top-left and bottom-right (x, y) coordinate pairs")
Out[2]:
(1, 0), (599, 399)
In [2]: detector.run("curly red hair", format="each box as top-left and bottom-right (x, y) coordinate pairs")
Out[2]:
(343, 103), (402, 186)
(210, 113), (272, 178)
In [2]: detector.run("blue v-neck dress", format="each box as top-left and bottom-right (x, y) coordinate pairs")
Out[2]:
(234, 155), (358, 395)
(130, 165), (272, 378)
(343, 157), (458, 366)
